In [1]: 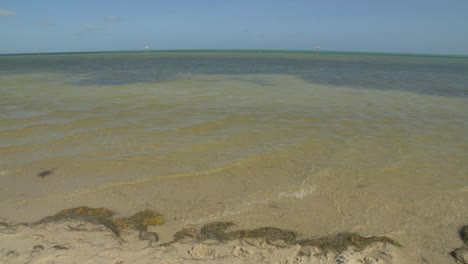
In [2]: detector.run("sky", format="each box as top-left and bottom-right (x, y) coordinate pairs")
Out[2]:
(1, 0), (468, 55)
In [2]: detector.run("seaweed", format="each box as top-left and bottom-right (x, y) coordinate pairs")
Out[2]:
(138, 231), (159, 243)
(229, 227), (297, 244)
(113, 218), (129, 230)
(35, 207), (164, 239)
(37, 168), (55, 178)
(450, 225), (468, 263)
(200, 221), (235, 241)
(297, 232), (401, 252)
(34, 207), (402, 253)
(459, 225), (468, 245)
(169, 222), (400, 254)
(126, 209), (164, 231)
(36, 207), (120, 236)
(52, 245), (69, 250)
(173, 226), (200, 241)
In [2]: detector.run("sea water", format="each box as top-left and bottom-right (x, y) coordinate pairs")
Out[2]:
(0, 51), (467, 261)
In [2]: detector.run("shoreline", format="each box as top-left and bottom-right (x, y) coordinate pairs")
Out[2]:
(1, 207), (466, 263)
(0, 207), (410, 264)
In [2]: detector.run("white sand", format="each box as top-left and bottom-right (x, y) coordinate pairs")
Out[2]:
(0, 219), (415, 264)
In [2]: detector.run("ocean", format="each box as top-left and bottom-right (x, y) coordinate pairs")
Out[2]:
(0, 51), (467, 261)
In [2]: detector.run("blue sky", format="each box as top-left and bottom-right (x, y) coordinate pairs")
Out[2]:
(1, 0), (468, 55)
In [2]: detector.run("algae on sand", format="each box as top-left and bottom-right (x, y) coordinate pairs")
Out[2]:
(127, 209), (164, 231)
(200, 221), (235, 241)
(172, 221), (400, 253)
(35, 207), (401, 253)
(229, 227), (297, 244)
(36, 207), (120, 236)
(297, 232), (401, 252)
(35, 207), (164, 238)
(459, 225), (468, 245)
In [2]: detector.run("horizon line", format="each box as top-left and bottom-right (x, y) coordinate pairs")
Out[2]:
(1, 48), (467, 58)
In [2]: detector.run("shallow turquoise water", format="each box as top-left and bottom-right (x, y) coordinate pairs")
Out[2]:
(1, 50), (468, 96)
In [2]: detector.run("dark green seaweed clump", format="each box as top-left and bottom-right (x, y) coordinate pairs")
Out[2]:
(459, 225), (468, 245)
(200, 221), (235, 241)
(37, 170), (54, 178)
(36, 207), (120, 236)
(450, 225), (468, 263)
(35, 207), (164, 238)
(171, 221), (399, 253)
(229, 227), (297, 244)
(199, 222), (296, 243)
(173, 226), (200, 241)
(126, 209), (164, 231)
(297, 232), (401, 252)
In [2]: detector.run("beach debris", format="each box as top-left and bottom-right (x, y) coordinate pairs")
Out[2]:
(37, 168), (55, 178)
(35, 207), (164, 240)
(451, 225), (468, 264)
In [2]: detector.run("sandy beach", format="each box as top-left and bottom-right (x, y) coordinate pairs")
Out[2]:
(0, 211), (417, 264)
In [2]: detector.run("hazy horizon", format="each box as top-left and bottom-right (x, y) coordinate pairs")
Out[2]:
(2, 48), (468, 58)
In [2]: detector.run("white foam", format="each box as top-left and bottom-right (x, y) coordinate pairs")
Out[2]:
(0, 170), (11, 177)
(278, 185), (316, 199)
